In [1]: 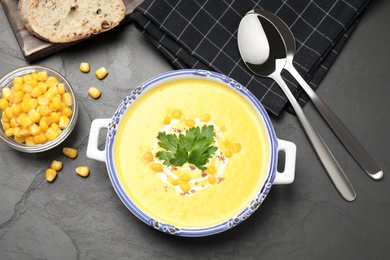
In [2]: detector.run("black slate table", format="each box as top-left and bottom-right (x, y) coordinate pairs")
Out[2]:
(0, 1), (389, 259)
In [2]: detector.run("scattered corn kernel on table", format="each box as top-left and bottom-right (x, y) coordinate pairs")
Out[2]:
(1, 2), (390, 259)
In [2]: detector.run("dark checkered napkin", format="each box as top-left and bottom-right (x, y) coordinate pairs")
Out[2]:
(130, 0), (371, 116)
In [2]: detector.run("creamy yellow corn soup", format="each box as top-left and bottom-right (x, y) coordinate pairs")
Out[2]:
(114, 78), (270, 228)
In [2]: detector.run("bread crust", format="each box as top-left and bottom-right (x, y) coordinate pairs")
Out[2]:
(18, 0), (33, 32)
(18, 0), (126, 43)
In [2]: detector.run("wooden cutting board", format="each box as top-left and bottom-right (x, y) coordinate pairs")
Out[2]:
(0, 0), (144, 63)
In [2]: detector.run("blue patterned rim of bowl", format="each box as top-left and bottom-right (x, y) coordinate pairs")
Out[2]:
(104, 69), (278, 237)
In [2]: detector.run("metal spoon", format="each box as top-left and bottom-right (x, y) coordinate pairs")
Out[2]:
(250, 9), (383, 181)
(238, 10), (356, 201)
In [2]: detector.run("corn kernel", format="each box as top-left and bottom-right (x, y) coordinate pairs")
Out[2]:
(48, 86), (59, 95)
(21, 101), (32, 113)
(39, 119), (49, 132)
(5, 107), (13, 119)
(61, 107), (72, 117)
(10, 117), (19, 128)
(44, 91), (54, 101)
(199, 113), (211, 122)
(46, 168), (57, 182)
(37, 71), (48, 82)
(51, 160), (63, 171)
(50, 97), (62, 111)
(30, 72), (38, 81)
(88, 87), (101, 99)
(1, 120), (10, 130)
(20, 127), (31, 137)
(76, 166), (90, 177)
(13, 84), (22, 93)
(14, 135), (25, 143)
(170, 109), (181, 119)
(58, 116), (70, 129)
(163, 116), (171, 125)
(23, 74), (32, 82)
(141, 151), (153, 164)
(23, 93), (31, 103)
(63, 147), (78, 159)
(30, 98), (38, 109)
(20, 115), (33, 128)
(38, 82), (48, 92)
(208, 174), (216, 184)
(38, 105), (51, 116)
(180, 173), (191, 182)
(171, 179), (181, 186)
(57, 83), (65, 94)
(13, 127), (21, 138)
(46, 76), (59, 88)
(207, 165), (217, 174)
(12, 84), (21, 92)
(12, 90), (24, 104)
(185, 119), (195, 128)
(49, 105), (57, 114)
(12, 104), (22, 117)
(149, 162), (162, 172)
(95, 67), (108, 79)
(24, 79), (37, 88)
(21, 84), (33, 93)
(28, 109), (41, 123)
(13, 76), (24, 86)
(62, 93), (73, 106)
(45, 127), (59, 141)
(0, 98), (9, 110)
(1, 111), (9, 122)
(4, 128), (14, 137)
(2, 87), (12, 100)
(180, 182), (191, 193)
(33, 132), (47, 144)
(223, 150), (233, 158)
(31, 87), (43, 97)
(50, 112), (61, 123)
(42, 116), (52, 126)
(28, 123), (41, 136)
(79, 62), (90, 73)
(16, 113), (26, 125)
(25, 136), (35, 146)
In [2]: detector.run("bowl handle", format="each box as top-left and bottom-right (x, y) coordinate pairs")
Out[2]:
(273, 139), (296, 185)
(86, 118), (111, 163)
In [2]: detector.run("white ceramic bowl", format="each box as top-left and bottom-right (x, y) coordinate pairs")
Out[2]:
(87, 69), (296, 236)
(0, 65), (78, 153)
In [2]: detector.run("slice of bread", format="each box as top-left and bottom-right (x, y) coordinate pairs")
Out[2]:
(18, 0), (126, 43)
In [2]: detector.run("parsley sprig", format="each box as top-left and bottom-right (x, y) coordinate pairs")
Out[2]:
(156, 125), (218, 170)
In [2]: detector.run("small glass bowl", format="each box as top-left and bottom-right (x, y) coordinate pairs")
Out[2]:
(0, 65), (78, 153)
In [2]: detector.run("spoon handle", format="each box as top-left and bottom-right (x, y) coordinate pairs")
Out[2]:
(272, 73), (356, 201)
(285, 63), (383, 180)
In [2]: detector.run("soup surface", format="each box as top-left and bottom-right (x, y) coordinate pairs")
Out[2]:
(114, 78), (270, 228)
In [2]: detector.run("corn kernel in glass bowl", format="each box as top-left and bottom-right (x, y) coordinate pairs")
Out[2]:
(0, 65), (78, 153)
